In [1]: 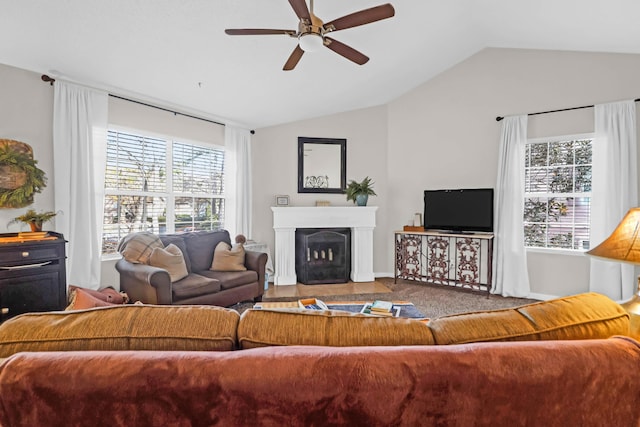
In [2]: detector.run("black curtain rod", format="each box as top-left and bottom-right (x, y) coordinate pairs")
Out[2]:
(108, 94), (226, 128)
(41, 74), (256, 134)
(495, 98), (640, 122)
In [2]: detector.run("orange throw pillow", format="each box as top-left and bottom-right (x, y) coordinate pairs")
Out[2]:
(68, 285), (128, 304)
(66, 289), (119, 310)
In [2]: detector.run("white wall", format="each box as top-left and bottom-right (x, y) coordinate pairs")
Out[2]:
(252, 105), (390, 275)
(108, 96), (225, 144)
(0, 64), (54, 233)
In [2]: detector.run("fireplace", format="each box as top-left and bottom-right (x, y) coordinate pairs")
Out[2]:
(295, 228), (351, 284)
(271, 206), (377, 285)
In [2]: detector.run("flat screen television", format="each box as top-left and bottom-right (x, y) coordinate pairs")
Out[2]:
(423, 188), (494, 233)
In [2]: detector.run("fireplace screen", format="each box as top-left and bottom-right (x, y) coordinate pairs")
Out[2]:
(295, 228), (351, 284)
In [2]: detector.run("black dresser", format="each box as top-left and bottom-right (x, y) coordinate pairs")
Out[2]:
(0, 232), (67, 321)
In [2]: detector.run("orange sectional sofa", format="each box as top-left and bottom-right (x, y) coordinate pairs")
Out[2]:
(0, 292), (637, 426)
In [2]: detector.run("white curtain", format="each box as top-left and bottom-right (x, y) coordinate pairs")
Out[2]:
(590, 100), (638, 300)
(53, 81), (108, 289)
(224, 126), (252, 239)
(492, 115), (531, 297)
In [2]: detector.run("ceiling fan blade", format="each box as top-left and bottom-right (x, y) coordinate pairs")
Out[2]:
(324, 37), (369, 65)
(283, 45), (305, 71)
(324, 3), (395, 32)
(225, 29), (296, 36)
(288, 0), (311, 21)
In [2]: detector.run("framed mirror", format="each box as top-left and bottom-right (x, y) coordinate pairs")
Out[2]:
(298, 137), (346, 194)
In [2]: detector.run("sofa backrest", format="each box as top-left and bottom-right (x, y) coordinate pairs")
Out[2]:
(159, 230), (231, 273)
(2, 338), (640, 426)
(183, 230), (231, 272)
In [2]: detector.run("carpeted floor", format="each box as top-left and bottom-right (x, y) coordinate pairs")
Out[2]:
(229, 277), (539, 318)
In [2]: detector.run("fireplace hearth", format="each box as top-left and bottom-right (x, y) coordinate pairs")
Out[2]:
(295, 228), (351, 284)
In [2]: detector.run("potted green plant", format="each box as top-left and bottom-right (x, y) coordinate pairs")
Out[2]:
(8, 209), (58, 232)
(345, 176), (377, 206)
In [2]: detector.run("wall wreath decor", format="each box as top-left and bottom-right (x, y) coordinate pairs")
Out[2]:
(0, 139), (47, 208)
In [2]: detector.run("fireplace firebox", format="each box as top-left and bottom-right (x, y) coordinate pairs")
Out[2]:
(295, 228), (351, 284)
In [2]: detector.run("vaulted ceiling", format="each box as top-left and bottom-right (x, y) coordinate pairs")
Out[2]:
(2, 1), (640, 128)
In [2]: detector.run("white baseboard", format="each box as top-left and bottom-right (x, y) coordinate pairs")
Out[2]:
(375, 272), (393, 279)
(526, 292), (560, 301)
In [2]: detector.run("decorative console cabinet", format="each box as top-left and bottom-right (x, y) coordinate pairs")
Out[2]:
(394, 230), (494, 294)
(0, 232), (67, 321)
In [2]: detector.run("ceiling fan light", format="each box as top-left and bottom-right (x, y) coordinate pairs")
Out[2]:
(298, 33), (323, 52)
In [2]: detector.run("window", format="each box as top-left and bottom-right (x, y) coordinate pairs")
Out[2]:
(523, 135), (592, 250)
(102, 129), (225, 255)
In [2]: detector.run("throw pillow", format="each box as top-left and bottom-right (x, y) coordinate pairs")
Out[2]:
(66, 289), (119, 310)
(210, 241), (247, 271)
(68, 285), (129, 305)
(149, 244), (189, 282)
(119, 232), (163, 264)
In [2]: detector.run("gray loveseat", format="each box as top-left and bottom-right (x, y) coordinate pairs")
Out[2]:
(116, 230), (267, 307)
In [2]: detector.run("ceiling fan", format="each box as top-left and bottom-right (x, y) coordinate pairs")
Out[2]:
(225, 0), (395, 71)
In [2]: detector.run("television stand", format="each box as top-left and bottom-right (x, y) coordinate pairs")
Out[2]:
(394, 230), (494, 295)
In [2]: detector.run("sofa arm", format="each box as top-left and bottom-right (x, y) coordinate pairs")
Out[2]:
(245, 250), (268, 290)
(115, 259), (173, 304)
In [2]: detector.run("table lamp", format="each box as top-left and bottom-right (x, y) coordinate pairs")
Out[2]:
(586, 207), (640, 337)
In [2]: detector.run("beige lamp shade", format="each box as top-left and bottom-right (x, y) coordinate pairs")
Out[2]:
(587, 207), (640, 340)
(587, 208), (640, 264)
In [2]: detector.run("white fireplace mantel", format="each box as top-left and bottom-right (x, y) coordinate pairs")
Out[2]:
(271, 206), (377, 285)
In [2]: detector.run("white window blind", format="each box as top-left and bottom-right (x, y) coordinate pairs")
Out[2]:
(102, 129), (225, 255)
(523, 137), (592, 250)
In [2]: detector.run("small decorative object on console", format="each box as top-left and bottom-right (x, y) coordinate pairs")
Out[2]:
(8, 209), (58, 232)
(413, 213), (422, 227)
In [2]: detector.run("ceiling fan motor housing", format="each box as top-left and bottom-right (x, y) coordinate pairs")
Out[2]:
(297, 14), (326, 52)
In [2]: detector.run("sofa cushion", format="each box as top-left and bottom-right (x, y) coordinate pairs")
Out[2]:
(0, 305), (240, 357)
(237, 309), (435, 349)
(171, 274), (221, 300)
(211, 241), (247, 272)
(183, 230), (231, 272)
(427, 292), (630, 345)
(118, 232), (164, 264)
(200, 270), (258, 290)
(159, 235), (191, 272)
(149, 243), (189, 282)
